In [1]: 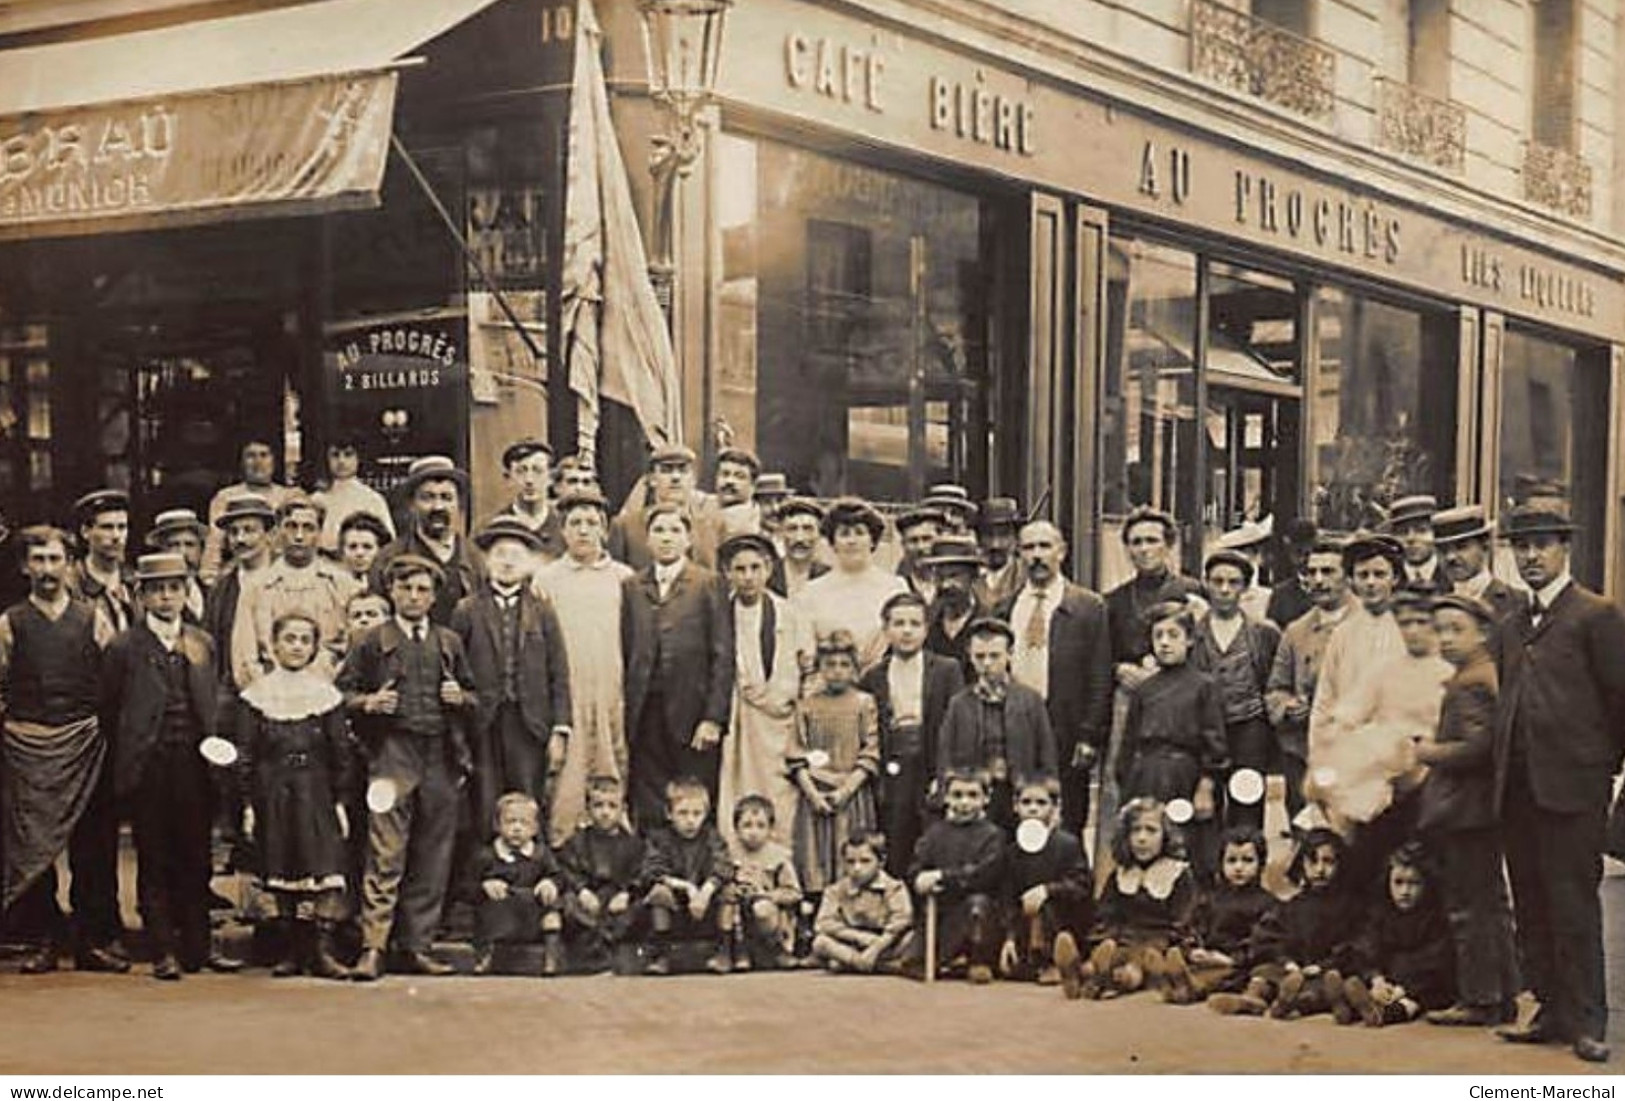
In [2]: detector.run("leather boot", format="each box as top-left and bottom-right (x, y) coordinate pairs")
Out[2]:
(270, 921), (304, 978)
(310, 922), (351, 981)
(540, 932), (563, 977)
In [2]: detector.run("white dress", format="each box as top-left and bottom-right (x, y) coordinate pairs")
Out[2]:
(794, 565), (908, 670)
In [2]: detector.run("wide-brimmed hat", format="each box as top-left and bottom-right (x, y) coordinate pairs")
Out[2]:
(474, 516), (543, 552)
(74, 488), (129, 520)
(213, 494), (277, 530)
(1433, 505), (1492, 546)
(1431, 592), (1497, 625)
(382, 553), (446, 587)
(718, 531), (778, 566)
(754, 473), (792, 501)
(920, 535), (983, 570)
(922, 483), (978, 522)
(1383, 494), (1438, 530)
(979, 497), (1022, 531)
(501, 438), (553, 468)
(146, 508), (206, 548)
(647, 444), (696, 469)
(1215, 516), (1274, 552)
(134, 552), (189, 583)
(821, 497), (885, 545)
(399, 455), (469, 497)
(1499, 503), (1577, 539)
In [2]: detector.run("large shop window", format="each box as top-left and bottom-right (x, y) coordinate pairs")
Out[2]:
(1309, 287), (1457, 532)
(717, 135), (993, 502)
(1498, 329), (1609, 587)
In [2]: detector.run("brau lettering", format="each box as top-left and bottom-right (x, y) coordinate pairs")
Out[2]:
(1233, 170), (1401, 265)
(929, 74), (1035, 155)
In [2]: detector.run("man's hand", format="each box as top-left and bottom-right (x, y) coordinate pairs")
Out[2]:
(855, 944), (882, 973)
(1283, 696), (1310, 722)
(608, 891), (631, 915)
(482, 878), (510, 901)
(534, 878), (560, 906)
(547, 728), (569, 774)
(914, 869), (943, 896)
(577, 888), (601, 916)
(367, 679), (399, 715)
(1071, 743), (1097, 770)
(1020, 884), (1048, 917)
(688, 883), (713, 921)
(690, 720), (722, 752)
(241, 806), (256, 837)
(334, 803), (349, 840)
(1193, 776), (1216, 821)
(439, 678), (467, 707)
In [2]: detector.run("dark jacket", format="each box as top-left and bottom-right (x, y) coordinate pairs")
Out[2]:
(1105, 570), (1205, 666)
(1006, 826), (1093, 934)
(335, 619), (477, 780)
(559, 825), (645, 898)
(858, 649), (963, 774)
(1091, 857), (1198, 948)
(450, 586), (572, 739)
(371, 529), (487, 625)
(1249, 886), (1360, 969)
(996, 582), (1114, 761)
(1494, 581), (1625, 815)
(639, 823), (733, 893)
(1190, 882), (1275, 962)
(1418, 652), (1498, 832)
(909, 816), (1006, 898)
(1349, 896), (1455, 1008)
(472, 841), (561, 892)
(100, 620), (220, 800)
(936, 681), (1058, 785)
(622, 562), (735, 740)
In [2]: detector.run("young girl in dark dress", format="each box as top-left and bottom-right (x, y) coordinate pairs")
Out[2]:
(235, 613), (352, 979)
(1160, 825), (1277, 1004)
(1056, 797), (1197, 1001)
(1327, 842), (1455, 1027)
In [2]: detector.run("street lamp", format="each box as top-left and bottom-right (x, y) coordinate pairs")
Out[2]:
(638, 0), (732, 314)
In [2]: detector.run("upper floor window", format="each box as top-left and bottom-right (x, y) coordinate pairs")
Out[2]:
(1530, 0), (1577, 150)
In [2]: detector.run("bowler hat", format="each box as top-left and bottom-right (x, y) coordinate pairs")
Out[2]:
(134, 552), (189, 583)
(1433, 505), (1492, 546)
(73, 488), (129, 520)
(474, 516), (543, 552)
(1499, 504), (1577, 539)
(979, 497), (1022, 531)
(146, 508), (206, 548)
(1384, 494), (1438, 530)
(501, 438), (553, 468)
(213, 494), (276, 530)
(399, 455), (469, 497)
(383, 553), (446, 587)
(718, 531), (778, 566)
(920, 535), (983, 571)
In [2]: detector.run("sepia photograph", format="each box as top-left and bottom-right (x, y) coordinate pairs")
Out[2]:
(0, 0), (1621, 1083)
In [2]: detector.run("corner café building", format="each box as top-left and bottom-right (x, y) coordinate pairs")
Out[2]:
(606, 0), (1624, 598)
(0, 0), (1620, 602)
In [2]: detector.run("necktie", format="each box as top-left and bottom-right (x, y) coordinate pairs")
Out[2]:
(414, 623), (426, 642)
(1530, 596), (1544, 623)
(1024, 588), (1049, 649)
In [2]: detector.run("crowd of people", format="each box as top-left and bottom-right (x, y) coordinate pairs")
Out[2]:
(0, 434), (1620, 1065)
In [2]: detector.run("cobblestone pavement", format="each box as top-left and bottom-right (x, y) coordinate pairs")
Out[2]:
(2, 875), (1620, 1076)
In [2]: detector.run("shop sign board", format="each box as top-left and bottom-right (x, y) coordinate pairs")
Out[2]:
(0, 71), (397, 239)
(324, 315), (471, 498)
(719, 1), (1625, 340)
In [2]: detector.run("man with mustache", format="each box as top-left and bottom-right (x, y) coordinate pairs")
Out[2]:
(923, 536), (990, 680)
(768, 497), (829, 599)
(372, 456), (486, 626)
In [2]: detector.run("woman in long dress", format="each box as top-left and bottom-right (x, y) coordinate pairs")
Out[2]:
(793, 498), (907, 671)
(532, 492), (634, 848)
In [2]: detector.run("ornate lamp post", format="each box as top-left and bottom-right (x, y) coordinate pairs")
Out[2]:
(637, 0), (732, 315)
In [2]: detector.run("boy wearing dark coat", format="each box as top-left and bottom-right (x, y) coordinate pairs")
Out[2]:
(102, 553), (241, 979)
(472, 792), (564, 975)
(638, 777), (734, 974)
(907, 768), (1007, 983)
(935, 619), (1057, 831)
(1416, 592), (1518, 1026)
(450, 516), (572, 837)
(560, 777), (646, 972)
(1003, 777), (1091, 984)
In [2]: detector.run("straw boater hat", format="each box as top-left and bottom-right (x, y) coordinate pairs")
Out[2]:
(474, 515), (543, 552)
(399, 455), (469, 497)
(146, 508), (206, 548)
(134, 552), (189, 584)
(501, 438), (552, 468)
(922, 483), (978, 523)
(1432, 505), (1493, 546)
(753, 473), (792, 502)
(73, 488), (129, 521)
(647, 444), (696, 469)
(1498, 503), (1577, 539)
(920, 535), (983, 571)
(1383, 494), (1438, 530)
(1216, 516), (1274, 553)
(213, 494), (277, 530)
(717, 531), (778, 566)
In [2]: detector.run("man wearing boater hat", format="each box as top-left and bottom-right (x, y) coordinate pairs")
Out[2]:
(69, 488), (135, 648)
(372, 455), (486, 626)
(201, 438), (292, 584)
(1492, 503), (1625, 1063)
(1434, 504), (1522, 627)
(0, 526), (127, 974)
(146, 508), (210, 624)
(1383, 493), (1442, 586)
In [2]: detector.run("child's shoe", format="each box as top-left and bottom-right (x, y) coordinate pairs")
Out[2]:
(705, 941), (733, 975)
(644, 950), (671, 976)
(967, 963), (994, 985)
(1368, 999), (1415, 1028)
(1208, 992), (1267, 1015)
(1161, 948), (1196, 1004)
(1036, 964), (1062, 987)
(1324, 970), (1357, 1025)
(1082, 940), (1116, 999)
(311, 923), (350, 981)
(1343, 975), (1379, 1027)
(471, 948), (495, 976)
(1269, 970), (1306, 1019)
(1053, 931), (1084, 1000)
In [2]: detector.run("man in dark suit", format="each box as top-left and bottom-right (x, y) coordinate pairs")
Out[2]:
(1492, 504), (1625, 1063)
(622, 503), (735, 829)
(449, 516), (572, 841)
(859, 591), (963, 877)
(997, 521), (1112, 836)
(1436, 504), (1524, 647)
(372, 456), (486, 626)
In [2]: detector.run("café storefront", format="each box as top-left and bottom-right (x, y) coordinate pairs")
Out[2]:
(0, 0), (575, 535)
(662, 0), (1625, 596)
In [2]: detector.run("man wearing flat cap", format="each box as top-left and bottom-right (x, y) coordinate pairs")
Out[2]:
(769, 497), (829, 599)
(1492, 504), (1625, 1063)
(609, 445), (722, 572)
(482, 438), (564, 564)
(712, 447), (764, 541)
(372, 456), (486, 626)
(893, 506), (944, 605)
(69, 489), (135, 649)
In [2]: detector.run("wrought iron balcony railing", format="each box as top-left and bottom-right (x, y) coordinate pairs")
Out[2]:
(1373, 76), (1466, 173)
(1190, 0), (1336, 122)
(1522, 140), (1593, 219)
